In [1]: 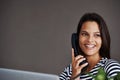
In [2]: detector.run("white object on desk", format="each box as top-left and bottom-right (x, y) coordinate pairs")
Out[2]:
(0, 68), (59, 80)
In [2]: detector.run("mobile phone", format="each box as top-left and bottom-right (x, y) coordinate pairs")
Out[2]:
(71, 33), (88, 73)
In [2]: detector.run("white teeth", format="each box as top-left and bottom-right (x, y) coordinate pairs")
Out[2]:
(85, 44), (95, 48)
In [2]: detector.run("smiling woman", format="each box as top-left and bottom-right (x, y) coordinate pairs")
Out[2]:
(79, 21), (102, 57)
(59, 13), (120, 80)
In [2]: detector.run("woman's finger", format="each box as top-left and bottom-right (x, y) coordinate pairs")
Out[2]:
(74, 55), (84, 61)
(72, 48), (75, 62)
(76, 58), (86, 67)
(79, 62), (88, 69)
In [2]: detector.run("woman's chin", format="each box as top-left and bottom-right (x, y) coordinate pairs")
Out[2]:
(84, 51), (97, 56)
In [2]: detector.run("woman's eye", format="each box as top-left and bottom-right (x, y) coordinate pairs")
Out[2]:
(81, 33), (88, 36)
(95, 34), (101, 37)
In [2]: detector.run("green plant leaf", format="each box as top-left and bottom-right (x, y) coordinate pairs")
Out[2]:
(94, 67), (107, 80)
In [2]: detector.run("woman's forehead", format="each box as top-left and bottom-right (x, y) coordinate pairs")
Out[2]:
(81, 21), (100, 32)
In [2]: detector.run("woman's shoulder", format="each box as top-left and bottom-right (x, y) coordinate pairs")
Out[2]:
(59, 64), (72, 80)
(104, 58), (120, 67)
(103, 58), (120, 78)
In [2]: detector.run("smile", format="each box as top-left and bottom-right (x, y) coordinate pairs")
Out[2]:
(85, 44), (96, 49)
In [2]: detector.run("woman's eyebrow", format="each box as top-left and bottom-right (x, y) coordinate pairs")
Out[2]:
(80, 31), (87, 33)
(80, 31), (100, 33)
(94, 32), (100, 34)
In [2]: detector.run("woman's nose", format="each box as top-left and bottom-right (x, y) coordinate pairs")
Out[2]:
(87, 36), (94, 42)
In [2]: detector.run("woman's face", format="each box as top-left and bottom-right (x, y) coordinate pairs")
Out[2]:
(79, 21), (102, 57)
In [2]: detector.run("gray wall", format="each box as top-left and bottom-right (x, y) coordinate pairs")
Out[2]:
(0, 0), (120, 75)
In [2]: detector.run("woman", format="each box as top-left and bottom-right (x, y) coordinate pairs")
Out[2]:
(59, 13), (120, 80)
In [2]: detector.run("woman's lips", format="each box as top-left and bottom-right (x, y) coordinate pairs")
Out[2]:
(84, 44), (96, 49)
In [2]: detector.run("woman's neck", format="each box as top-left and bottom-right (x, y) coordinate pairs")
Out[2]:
(85, 55), (101, 72)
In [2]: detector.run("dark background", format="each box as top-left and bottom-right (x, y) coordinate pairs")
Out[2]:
(0, 0), (120, 75)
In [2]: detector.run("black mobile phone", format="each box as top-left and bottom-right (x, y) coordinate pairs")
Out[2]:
(71, 33), (88, 73)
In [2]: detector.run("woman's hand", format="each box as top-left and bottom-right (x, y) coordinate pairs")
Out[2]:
(71, 48), (88, 80)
